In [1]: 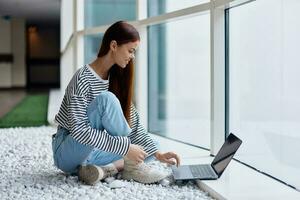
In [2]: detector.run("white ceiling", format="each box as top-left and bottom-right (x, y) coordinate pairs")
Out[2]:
(0, 0), (60, 25)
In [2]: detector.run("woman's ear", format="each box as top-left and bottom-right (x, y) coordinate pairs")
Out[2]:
(110, 40), (117, 52)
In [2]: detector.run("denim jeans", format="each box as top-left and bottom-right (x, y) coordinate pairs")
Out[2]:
(52, 91), (157, 175)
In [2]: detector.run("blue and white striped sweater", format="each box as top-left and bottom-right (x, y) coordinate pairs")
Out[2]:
(55, 65), (158, 156)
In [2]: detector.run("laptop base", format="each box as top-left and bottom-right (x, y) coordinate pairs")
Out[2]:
(171, 164), (218, 180)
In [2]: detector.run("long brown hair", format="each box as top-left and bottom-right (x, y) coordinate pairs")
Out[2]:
(97, 21), (140, 125)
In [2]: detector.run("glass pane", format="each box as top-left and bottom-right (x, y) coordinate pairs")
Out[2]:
(148, 0), (209, 18)
(148, 14), (210, 149)
(84, 34), (103, 64)
(229, 0), (300, 189)
(84, 0), (136, 28)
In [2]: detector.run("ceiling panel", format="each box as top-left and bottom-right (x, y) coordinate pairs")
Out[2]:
(0, 0), (60, 25)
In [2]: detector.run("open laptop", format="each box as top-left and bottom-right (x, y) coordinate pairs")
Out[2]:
(171, 133), (242, 180)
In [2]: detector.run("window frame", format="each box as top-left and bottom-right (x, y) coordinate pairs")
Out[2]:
(60, 0), (254, 155)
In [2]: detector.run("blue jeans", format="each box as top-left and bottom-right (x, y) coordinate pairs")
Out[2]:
(52, 91), (157, 175)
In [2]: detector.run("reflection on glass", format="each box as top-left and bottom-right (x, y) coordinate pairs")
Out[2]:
(229, 0), (300, 190)
(85, 0), (136, 28)
(148, 14), (210, 148)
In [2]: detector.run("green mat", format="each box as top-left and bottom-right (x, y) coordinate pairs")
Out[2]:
(0, 94), (49, 128)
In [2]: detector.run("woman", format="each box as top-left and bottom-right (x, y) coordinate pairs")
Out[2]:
(52, 21), (180, 185)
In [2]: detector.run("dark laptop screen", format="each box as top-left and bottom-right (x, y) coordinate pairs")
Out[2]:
(211, 133), (242, 177)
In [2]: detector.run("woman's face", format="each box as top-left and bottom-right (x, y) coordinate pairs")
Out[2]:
(113, 40), (140, 68)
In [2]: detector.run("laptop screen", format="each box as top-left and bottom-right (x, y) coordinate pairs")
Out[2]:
(211, 133), (242, 177)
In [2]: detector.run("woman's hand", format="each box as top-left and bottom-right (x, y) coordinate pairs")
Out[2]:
(126, 144), (148, 163)
(155, 151), (181, 167)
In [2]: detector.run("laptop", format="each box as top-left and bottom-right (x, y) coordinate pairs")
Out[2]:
(171, 133), (242, 180)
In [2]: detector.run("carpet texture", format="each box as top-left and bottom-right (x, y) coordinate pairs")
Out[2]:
(0, 126), (214, 200)
(0, 94), (49, 128)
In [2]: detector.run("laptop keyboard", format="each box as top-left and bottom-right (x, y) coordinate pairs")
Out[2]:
(190, 165), (215, 177)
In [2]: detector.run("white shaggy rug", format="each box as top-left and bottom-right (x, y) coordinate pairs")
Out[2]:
(0, 126), (213, 200)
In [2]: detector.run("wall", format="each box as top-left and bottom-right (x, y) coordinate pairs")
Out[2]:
(12, 18), (26, 87)
(0, 17), (26, 88)
(0, 18), (12, 87)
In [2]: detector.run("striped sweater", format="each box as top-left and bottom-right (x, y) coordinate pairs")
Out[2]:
(55, 64), (158, 156)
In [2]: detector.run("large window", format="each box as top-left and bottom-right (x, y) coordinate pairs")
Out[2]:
(229, 0), (300, 189)
(148, 14), (210, 148)
(61, 0), (300, 192)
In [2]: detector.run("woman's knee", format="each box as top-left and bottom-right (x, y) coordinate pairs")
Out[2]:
(94, 91), (131, 136)
(87, 92), (119, 129)
(96, 91), (120, 108)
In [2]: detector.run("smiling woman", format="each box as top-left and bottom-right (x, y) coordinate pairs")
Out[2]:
(93, 21), (140, 121)
(52, 21), (181, 186)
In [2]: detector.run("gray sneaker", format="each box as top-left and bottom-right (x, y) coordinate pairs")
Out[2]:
(78, 164), (118, 185)
(121, 157), (167, 184)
